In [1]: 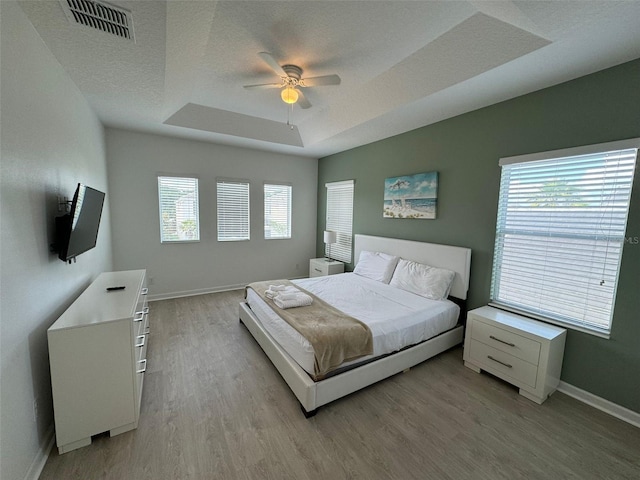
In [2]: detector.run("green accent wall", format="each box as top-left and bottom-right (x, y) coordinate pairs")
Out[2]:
(317, 58), (640, 413)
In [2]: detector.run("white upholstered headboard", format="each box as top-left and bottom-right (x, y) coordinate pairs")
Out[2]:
(354, 234), (472, 300)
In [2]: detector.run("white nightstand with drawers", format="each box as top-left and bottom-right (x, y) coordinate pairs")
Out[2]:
(309, 258), (344, 277)
(463, 306), (566, 404)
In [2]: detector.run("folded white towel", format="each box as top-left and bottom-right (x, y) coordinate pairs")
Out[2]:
(276, 292), (300, 301)
(265, 284), (288, 299)
(274, 292), (313, 309)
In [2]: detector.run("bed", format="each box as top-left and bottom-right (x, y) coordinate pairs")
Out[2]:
(239, 234), (472, 417)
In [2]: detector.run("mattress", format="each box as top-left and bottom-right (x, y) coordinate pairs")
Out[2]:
(245, 272), (460, 376)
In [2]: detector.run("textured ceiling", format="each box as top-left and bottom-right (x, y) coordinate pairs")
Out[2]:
(18, 0), (640, 158)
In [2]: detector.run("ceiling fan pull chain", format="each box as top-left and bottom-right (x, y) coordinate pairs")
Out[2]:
(287, 103), (294, 130)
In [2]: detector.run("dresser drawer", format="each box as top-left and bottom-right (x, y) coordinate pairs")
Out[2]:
(468, 340), (538, 388)
(471, 319), (541, 365)
(135, 307), (150, 338)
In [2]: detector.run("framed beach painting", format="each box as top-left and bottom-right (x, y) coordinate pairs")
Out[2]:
(383, 171), (438, 219)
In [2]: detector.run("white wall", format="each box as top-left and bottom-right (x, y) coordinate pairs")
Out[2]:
(106, 128), (318, 299)
(0, 3), (113, 479)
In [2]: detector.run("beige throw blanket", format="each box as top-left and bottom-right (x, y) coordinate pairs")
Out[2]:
(245, 279), (373, 380)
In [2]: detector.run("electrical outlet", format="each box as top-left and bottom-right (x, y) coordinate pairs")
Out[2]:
(148, 277), (154, 286)
(33, 399), (38, 422)
(296, 263), (299, 270)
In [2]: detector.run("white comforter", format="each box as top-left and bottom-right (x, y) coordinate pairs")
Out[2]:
(246, 273), (459, 375)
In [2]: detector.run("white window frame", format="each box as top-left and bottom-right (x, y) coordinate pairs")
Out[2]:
(490, 138), (638, 337)
(217, 178), (250, 242)
(325, 180), (354, 263)
(157, 175), (200, 243)
(264, 183), (292, 240)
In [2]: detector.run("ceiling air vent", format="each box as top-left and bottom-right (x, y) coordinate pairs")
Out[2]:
(59, 0), (134, 41)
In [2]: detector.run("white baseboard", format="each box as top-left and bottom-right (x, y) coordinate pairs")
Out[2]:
(557, 381), (640, 429)
(148, 283), (245, 302)
(147, 277), (309, 302)
(24, 424), (55, 480)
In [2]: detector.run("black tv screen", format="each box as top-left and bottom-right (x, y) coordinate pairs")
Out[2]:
(56, 184), (105, 262)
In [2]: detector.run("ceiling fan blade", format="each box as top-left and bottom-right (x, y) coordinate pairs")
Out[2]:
(300, 74), (341, 87)
(258, 52), (287, 77)
(296, 89), (312, 109)
(243, 83), (282, 90)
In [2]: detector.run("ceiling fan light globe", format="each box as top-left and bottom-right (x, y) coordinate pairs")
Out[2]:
(281, 87), (299, 104)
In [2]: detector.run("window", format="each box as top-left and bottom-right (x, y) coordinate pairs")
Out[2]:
(326, 180), (354, 263)
(157, 176), (200, 242)
(491, 139), (638, 336)
(264, 184), (292, 239)
(217, 179), (250, 241)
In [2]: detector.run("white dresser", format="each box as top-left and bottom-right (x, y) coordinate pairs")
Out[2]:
(48, 270), (149, 454)
(463, 306), (566, 404)
(309, 258), (344, 277)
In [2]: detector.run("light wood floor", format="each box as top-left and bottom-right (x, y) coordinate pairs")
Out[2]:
(40, 290), (640, 480)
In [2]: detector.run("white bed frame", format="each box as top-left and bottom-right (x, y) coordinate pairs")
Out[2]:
(239, 234), (472, 416)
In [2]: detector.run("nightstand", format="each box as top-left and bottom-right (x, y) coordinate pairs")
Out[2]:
(463, 306), (566, 404)
(309, 258), (344, 277)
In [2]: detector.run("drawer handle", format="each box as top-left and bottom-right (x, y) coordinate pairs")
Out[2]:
(487, 355), (513, 368)
(141, 288), (149, 295)
(134, 306), (149, 320)
(489, 335), (515, 347)
(314, 268), (322, 273)
(136, 359), (147, 374)
(135, 335), (145, 348)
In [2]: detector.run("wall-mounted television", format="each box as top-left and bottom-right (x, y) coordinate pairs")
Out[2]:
(55, 183), (106, 263)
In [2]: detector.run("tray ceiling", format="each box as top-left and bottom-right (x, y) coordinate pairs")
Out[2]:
(18, 1), (640, 158)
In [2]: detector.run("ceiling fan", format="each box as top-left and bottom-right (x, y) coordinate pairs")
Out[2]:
(243, 52), (341, 109)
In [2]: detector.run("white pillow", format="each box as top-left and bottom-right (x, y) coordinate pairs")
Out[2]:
(389, 259), (456, 300)
(353, 250), (399, 284)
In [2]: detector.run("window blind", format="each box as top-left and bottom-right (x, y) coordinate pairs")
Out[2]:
(157, 176), (200, 242)
(264, 184), (292, 239)
(491, 144), (637, 334)
(326, 180), (354, 263)
(217, 179), (250, 241)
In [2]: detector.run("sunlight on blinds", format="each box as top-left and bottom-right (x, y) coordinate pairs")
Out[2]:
(491, 143), (637, 334)
(217, 180), (250, 241)
(326, 180), (354, 263)
(264, 184), (292, 239)
(158, 176), (200, 243)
